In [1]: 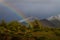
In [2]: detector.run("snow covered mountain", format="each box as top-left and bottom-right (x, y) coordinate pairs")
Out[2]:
(46, 14), (60, 27)
(47, 14), (60, 21)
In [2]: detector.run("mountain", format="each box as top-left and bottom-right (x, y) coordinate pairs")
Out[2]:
(47, 15), (60, 21)
(40, 19), (55, 27)
(28, 14), (60, 27)
(19, 16), (60, 27)
(47, 14), (60, 27)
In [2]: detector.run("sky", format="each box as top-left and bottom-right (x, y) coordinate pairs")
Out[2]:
(0, 0), (60, 19)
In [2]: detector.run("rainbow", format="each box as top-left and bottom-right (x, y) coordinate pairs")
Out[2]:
(2, 3), (26, 19)
(1, 2), (33, 27)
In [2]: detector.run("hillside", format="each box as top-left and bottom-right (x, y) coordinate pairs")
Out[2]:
(0, 19), (60, 40)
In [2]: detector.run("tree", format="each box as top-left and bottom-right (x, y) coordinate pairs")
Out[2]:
(0, 20), (7, 28)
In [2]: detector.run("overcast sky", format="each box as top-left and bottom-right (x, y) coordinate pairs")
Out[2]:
(0, 0), (60, 19)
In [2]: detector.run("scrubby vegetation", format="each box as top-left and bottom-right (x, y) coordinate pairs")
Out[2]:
(0, 19), (60, 40)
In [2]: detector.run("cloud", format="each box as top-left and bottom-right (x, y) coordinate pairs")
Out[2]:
(2, 0), (60, 18)
(0, 0), (4, 3)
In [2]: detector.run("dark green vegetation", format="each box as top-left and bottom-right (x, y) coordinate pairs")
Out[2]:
(0, 19), (60, 40)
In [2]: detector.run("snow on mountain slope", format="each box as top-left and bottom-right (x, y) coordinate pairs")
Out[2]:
(47, 14), (60, 21)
